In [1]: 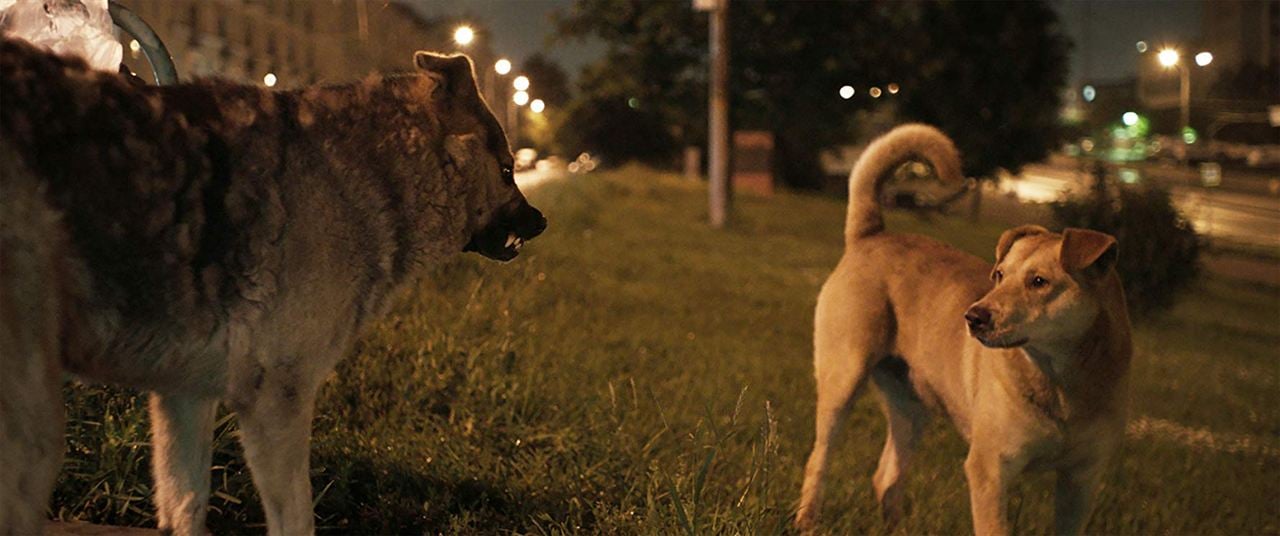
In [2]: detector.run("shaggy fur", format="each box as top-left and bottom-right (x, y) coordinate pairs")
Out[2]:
(795, 124), (1131, 535)
(0, 37), (544, 535)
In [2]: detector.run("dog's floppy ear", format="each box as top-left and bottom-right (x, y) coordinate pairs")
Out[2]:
(1060, 228), (1118, 275)
(413, 51), (478, 98)
(995, 225), (1049, 263)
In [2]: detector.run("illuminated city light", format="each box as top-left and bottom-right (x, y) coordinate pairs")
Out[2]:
(1135, 41), (1148, 53)
(263, 72), (277, 87)
(513, 90), (529, 106)
(453, 26), (475, 46)
(1157, 48), (1180, 68)
(1194, 51), (1213, 67)
(530, 99), (545, 113)
(1122, 111), (1139, 126)
(839, 85), (854, 99)
(1082, 85), (1096, 102)
(128, 39), (140, 54)
(887, 83), (900, 94)
(869, 87), (882, 98)
(495, 58), (512, 75)
(513, 75), (530, 91)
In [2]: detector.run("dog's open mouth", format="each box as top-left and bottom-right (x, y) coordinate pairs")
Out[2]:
(464, 201), (546, 262)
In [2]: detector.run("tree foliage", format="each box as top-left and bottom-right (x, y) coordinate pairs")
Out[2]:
(554, 0), (1071, 188)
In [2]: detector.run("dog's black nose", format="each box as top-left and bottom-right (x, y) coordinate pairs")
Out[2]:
(965, 306), (992, 332)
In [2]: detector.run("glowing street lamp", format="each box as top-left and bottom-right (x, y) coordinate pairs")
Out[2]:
(1122, 111), (1139, 126)
(263, 72), (277, 87)
(494, 58), (512, 75)
(869, 86), (882, 98)
(513, 90), (530, 106)
(513, 75), (530, 92)
(1157, 48), (1180, 68)
(887, 83), (900, 95)
(838, 85), (854, 99)
(530, 99), (545, 114)
(453, 25), (475, 47)
(1194, 51), (1213, 67)
(1155, 46), (1212, 140)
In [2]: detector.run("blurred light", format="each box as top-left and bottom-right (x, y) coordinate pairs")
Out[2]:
(1082, 85), (1096, 102)
(1081, 139), (1095, 152)
(838, 85), (854, 99)
(513, 75), (530, 91)
(453, 26), (475, 46)
(1119, 168), (1141, 184)
(530, 99), (545, 113)
(513, 90), (529, 106)
(869, 87), (882, 98)
(1122, 111), (1139, 126)
(128, 39), (140, 54)
(627, 97), (639, 109)
(1182, 127), (1198, 144)
(1195, 51), (1213, 67)
(1135, 41), (1148, 53)
(1157, 48), (1180, 68)
(887, 83), (900, 94)
(494, 58), (512, 75)
(263, 72), (277, 87)
(568, 162), (580, 173)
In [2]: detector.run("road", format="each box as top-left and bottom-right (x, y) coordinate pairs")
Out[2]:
(1004, 163), (1280, 249)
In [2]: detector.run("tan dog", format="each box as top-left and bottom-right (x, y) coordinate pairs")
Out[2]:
(795, 124), (1131, 535)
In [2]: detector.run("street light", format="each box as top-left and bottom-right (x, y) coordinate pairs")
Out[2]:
(838, 85), (854, 99)
(513, 90), (530, 106)
(494, 58), (511, 75)
(263, 72), (277, 87)
(530, 99), (545, 114)
(1155, 47), (1212, 140)
(513, 75), (530, 92)
(453, 25), (474, 47)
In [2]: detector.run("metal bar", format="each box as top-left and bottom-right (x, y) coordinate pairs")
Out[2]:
(108, 0), (178, 85)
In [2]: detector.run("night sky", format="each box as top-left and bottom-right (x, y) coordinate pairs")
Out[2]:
(405, 0), (1205, 86)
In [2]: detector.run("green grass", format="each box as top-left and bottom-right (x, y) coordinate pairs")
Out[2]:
(54, 166), (1280, 534)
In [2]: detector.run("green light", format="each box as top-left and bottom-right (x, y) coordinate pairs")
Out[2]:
(627, 97), (640, 109)
(1182, 127), (1198, 145)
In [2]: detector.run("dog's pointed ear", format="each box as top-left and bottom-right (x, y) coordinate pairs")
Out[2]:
(995, 225), (1049, 263)
(1060, 228), (1118, 275)
(414, 51), (478, 98)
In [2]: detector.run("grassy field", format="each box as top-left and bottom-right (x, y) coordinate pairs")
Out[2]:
(55, 167), (1279, 534)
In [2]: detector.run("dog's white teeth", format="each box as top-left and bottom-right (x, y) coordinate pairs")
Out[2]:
(505, 233), (517, 248)
(514, 238), (524, 250)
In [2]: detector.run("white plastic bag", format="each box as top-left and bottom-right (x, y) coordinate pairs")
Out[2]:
(0, 0), (123, 71)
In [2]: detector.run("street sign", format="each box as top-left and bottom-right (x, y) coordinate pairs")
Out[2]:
(1200, 162), (1222, 187)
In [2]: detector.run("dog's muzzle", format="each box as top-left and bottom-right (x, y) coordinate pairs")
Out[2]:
(464, 200), (546, 262)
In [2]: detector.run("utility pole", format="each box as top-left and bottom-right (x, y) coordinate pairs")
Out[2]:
(702, 0), (730, 228)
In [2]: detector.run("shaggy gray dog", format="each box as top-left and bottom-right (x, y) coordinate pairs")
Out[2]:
(0, 37), (544, 535)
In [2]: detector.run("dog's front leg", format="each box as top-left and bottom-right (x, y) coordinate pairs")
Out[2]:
(149, 393), (218, 536)
(1053, 462), (1104, 535)
(234, 377), (317, 535)
(964, 446), (1024, 536)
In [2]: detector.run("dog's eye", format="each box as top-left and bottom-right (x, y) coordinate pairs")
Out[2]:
(1029, 276), (1048, 288)
(992, 269), (1004, 282)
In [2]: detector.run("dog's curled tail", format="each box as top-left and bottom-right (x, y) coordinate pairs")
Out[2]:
(845, 123), (964, 244)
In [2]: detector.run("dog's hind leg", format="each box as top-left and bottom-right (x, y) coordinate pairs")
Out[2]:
(870, 357), (927, 527)
(795, 290), (890, 531)
(1, 167), (66, 535)
(233, 368), (318, 536)
(149, 393), (218, 536)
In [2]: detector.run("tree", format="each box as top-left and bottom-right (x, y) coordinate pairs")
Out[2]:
(520, 53), (572, 108)
(555, 0), (1071, 189)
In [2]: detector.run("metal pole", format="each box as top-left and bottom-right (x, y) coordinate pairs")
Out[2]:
(1179, 64), (1191, 133)
(108, 0), (177, 85)
(707, 0), (730, 228)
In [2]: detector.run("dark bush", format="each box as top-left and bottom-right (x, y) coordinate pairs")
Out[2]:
(1051, 168), (1201, 315)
